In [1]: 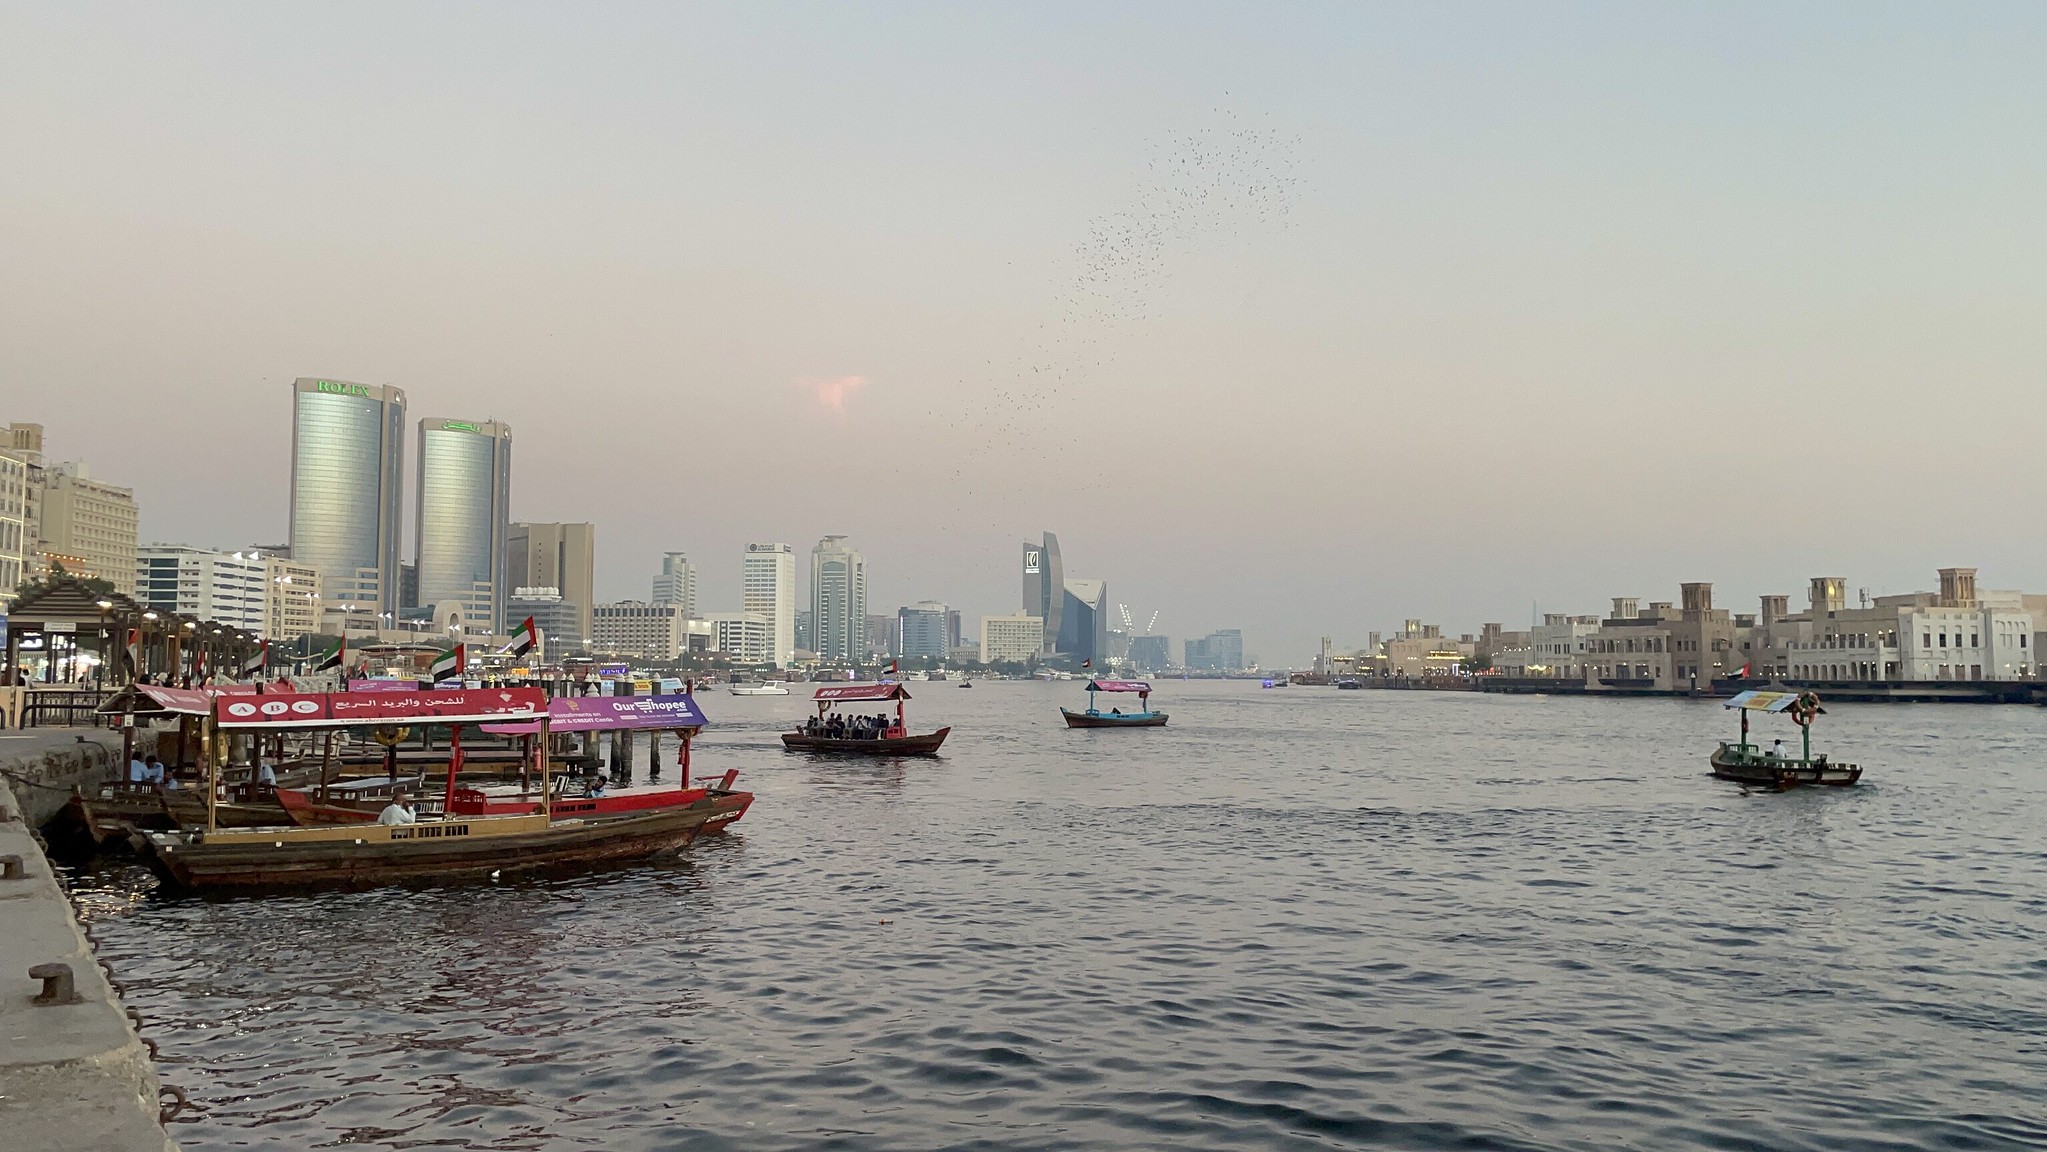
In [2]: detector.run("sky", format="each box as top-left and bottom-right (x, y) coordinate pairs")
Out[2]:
(4, 2), (2046, 664)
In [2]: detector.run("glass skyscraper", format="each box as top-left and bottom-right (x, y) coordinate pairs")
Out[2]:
(414, 418), (512, 635)
(289, 378), (406, 617)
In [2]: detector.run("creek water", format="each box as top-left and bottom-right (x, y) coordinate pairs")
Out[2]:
(64, 680), (2047, 1150)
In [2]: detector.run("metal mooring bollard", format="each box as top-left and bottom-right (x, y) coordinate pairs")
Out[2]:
(31, 962), (83, 1005)
(0, 854), (25, 879)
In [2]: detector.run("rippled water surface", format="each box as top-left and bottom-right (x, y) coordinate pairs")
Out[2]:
(66, 682), (2047, 1150)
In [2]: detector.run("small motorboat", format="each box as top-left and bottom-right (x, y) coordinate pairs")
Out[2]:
(1060, 679), (1168, 728)
(1710, 690), (1862, 789)
(729, 682), (791, 696)
(783, 683), (950, 756)
(957, 681), (974, 688)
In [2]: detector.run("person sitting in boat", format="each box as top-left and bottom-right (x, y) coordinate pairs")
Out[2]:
(128, 753), (150, 784)
(143, 755), (166, 784)
(1770, 738), (1785, 760)
(256, 759), (278, 788)
(378, 789), (418, 826)
(587, 777), (610, 798)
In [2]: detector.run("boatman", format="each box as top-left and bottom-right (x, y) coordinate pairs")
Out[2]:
(1771, 738), (1786, 759)
(377, 789), (418, 825)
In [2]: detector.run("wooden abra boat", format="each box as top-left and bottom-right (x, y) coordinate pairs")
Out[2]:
(1061, 679), (1168, 728)
(783, 683), (950, 756)
(1711, 690), (1862, 789)
(144, 803), (721, 893)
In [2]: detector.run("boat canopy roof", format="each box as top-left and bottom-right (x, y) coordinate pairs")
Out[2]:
(814, 683), (911, 702)
(214, 687), (547, 730)
(1724, 689), (1803, 713)
(1086, 679), (1151, 693)
(97, 680), (294, 717)
(481, 693), (707, 735)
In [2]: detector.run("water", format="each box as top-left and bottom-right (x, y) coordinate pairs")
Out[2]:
(64, 682), (2047, 1150)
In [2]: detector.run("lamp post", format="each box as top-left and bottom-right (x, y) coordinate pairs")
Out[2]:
(95, 599), (113, 690)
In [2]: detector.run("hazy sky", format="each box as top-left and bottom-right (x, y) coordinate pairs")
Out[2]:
(5, 3), (2046, 662)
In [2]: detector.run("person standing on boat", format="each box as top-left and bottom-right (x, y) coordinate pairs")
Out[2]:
(378, 789), (418, 825)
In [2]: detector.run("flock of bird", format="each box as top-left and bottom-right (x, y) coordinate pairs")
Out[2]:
(944, 107), (1306, 499)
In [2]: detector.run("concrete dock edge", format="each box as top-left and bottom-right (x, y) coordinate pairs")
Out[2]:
(0, 732), (178, 1152)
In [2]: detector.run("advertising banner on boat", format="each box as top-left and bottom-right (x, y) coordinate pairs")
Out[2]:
(1086, 680), (1151, 693)
(813, 683), (911, 702)
(347, 678), (425, 692)
(215, 687), (546, 728)
(135, 685), (218, 715)
(480, 693), (708, 734)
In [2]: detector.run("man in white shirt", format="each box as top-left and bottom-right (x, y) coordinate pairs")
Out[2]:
(377, 789), (418, 826)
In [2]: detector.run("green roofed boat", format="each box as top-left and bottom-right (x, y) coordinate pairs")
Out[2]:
(1710, 690), (1862, 789)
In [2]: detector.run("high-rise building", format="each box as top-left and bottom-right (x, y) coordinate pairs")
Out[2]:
(134, 545), (267, 631)
(864, 613), (899, 659)
(652, 552), (696, 618)
(289, 377), (406, 617)
(981, 614), (1044, 664)
(508, 523), (596, 645)
(33, 461), (140, 595)
(744, 542), (796, 667)
(263, 555), (323, 641)
(1128, 635), (1172, 672)
(898, 601), (951, 660)
(794, 608), (815, 654)
(414, 418), (512, 635)
(1021, 532), (1064, 656)
(1059, 578), (1109, 666)
(810, 536), (866, 662)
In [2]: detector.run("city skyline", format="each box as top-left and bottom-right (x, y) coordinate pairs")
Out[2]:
(8, 6), (2047, 660)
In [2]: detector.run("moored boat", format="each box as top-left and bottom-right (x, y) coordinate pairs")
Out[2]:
(1710, 689), (1862, 789)
(783, 683), (950, 756)
(729, 682), (791, 696)
(144, 804), (720, 893)
(138, 684), (754, 892)
(1060, 679), (1168, 728)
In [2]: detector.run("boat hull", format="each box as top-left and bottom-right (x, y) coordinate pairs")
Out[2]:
(144, 803), (722, 894)
(1709, 744), (1862, 788)
(1061, 708), (1168, 728)
(780, 727), (950, 756)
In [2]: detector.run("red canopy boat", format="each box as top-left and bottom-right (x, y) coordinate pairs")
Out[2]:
(782, 683), (950, 756)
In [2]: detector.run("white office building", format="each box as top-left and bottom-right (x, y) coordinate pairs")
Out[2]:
(135, 545), (269, 632)
(743, 542), (796, 667)
(810, 536), (867, 662)
(705, 612), (771, 664)
(981, 613), (1044, 664)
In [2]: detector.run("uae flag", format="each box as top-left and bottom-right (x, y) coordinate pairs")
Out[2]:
(239, 642), (268, 680)
(313, 636), (346, 672)
(1081, 658), (1093, 668)
(428, 644), (466, 684)
(500, 616), (538, 658)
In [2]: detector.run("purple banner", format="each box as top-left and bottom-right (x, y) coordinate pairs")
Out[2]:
(481, 693), (709, 734)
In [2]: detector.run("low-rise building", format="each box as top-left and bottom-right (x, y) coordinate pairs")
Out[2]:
(506, 586), (584, 658)
(263, 555), (323, 641)
(1748, 569), (2033, 682)
(134, 545), (268, 632)
(705, 612), (771, 664)
(981, 614), (1043, 664)
(1528, 613), (1601, 678)
(591, 600), (687, 660)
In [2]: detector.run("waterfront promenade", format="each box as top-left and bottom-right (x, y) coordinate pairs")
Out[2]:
(0, 729), (176, 1152)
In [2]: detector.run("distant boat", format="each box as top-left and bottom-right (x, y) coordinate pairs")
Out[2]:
(730, 682), (791, 696)
(1060, 679), (1168, 728)
(958, 680), (974, 688)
